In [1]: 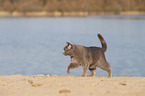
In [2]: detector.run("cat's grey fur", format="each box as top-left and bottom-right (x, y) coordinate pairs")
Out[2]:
(63, 34), (112, 77)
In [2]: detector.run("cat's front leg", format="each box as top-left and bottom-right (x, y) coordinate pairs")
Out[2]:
(67, 63), (80, 74)
(82, 64), (89, 76)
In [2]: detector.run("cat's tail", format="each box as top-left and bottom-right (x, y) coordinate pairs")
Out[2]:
(97, 33), (107, 52)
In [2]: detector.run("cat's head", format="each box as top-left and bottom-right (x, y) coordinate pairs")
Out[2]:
(63, 42), (74, 56)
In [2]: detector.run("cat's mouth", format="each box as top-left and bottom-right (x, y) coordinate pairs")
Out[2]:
(63, 53), (67, 56)
(63, 50), (67, 56)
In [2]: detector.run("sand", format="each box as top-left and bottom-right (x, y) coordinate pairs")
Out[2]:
(0, 11), (145, 17)
(0, 75), (145, 96)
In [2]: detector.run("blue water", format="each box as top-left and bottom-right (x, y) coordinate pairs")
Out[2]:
(0, 15), (145, 77)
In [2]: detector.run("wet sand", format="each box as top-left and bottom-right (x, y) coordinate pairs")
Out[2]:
(0, 75), (145, 96)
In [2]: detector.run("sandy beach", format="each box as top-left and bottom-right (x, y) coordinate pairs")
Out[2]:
(0, 11), (145, 17)
(0, 75), (145, 96)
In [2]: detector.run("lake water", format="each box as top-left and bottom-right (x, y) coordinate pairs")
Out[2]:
(0, 15), (145, 77)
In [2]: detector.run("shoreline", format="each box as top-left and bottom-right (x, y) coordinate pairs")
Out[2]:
(0, 11), (145, 17)
(0, 75), (145, 96)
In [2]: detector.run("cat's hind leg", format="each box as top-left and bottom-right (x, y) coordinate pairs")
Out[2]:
(98, 62), (112, 77)
(88, 64), (96, 76)
(89, 68), (96, 76)
(107, 68), (112, 77)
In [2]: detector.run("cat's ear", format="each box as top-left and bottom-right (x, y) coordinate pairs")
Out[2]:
(66, 42), (71, 45)
(66, 42), (73, 49)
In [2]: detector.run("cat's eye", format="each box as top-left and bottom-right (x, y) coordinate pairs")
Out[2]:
(67, 45), (72, 49)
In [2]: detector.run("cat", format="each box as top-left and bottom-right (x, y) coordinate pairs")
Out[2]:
(63, 33), (112, 77)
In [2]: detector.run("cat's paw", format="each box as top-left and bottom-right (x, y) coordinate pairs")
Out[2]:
(87, 75), (94, 77)
(67, 69), (70, 74)
(81, 75), (86, 77)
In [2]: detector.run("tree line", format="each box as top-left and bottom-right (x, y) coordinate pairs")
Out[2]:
(0, 0), (145, 13)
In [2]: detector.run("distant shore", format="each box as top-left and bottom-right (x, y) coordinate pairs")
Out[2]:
(0, 75), (145, 96)
(0, 11), (145, 17)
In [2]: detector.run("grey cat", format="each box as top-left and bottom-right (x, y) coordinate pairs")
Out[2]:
(63, 34), (112, 77)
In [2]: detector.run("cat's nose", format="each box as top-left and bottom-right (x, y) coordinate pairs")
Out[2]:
(63, 50), (65, 54)
(63, 50), (67, 56)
